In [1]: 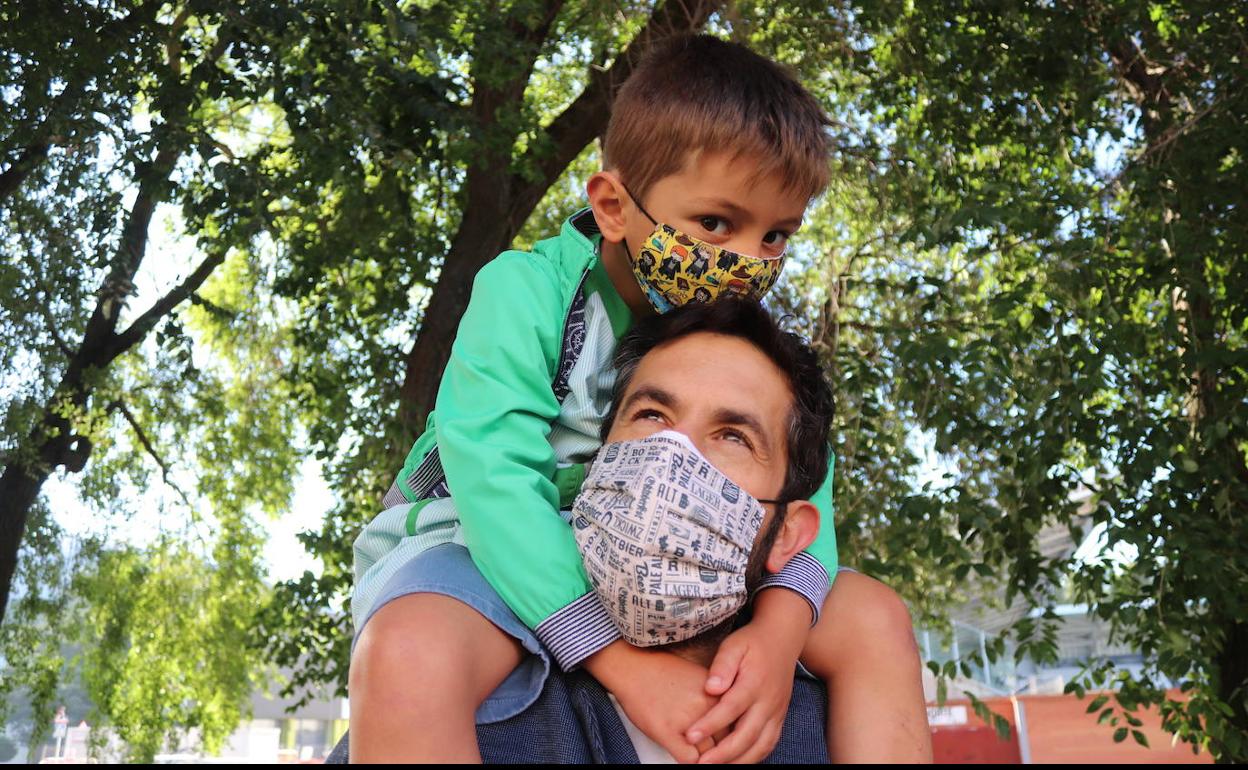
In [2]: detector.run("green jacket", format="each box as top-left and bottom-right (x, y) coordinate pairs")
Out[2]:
(354, 209), (838, 670)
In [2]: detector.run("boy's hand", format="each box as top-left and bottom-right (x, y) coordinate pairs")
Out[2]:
(686, 589), (812, 763)
(584, 641), (722, 763)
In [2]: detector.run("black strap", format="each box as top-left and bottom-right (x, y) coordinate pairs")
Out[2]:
(392, 267), (593, 504)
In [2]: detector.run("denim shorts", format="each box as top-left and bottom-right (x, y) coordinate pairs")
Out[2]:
(356, 542), (552, 724)
(357, 542), (836, 725)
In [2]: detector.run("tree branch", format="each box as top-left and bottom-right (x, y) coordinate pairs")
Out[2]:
(0, 143), (51, 203)
(76, 144), (182, 368)
(109, 399), (194, 509)
(110, 249), (228, 359)
(0, 2), (160, 204)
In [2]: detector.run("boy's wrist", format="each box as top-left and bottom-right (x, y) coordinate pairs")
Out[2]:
(755, 551), (830, 625)
(584, 639), (645, 693)
(751, 587), (814, 655)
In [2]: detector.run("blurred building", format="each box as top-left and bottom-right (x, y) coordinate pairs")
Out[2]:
(920, 516), (1211, 763)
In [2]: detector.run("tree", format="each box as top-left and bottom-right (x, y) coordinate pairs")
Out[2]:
(6, 0), (1243, 761)
(75, 537), (266, 762)
(759, 0), (1246, 759)
(1, 0), (296, 755)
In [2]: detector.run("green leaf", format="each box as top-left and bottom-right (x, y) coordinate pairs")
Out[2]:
(1087, 695), (1109, 713)
(1114, 728), (1129, 743)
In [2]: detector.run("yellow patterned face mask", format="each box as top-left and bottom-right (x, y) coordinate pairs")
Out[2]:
(623, 189), (786, 314)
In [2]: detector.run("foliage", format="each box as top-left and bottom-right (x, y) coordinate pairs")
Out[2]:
(763, 0), (1246, 759)
(75, 534), (268, 763)
(1, 0), (295, 757)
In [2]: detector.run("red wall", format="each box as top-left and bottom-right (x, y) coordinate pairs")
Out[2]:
(930, 690), (1212, 764)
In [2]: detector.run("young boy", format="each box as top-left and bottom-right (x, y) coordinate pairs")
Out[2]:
(349, 34), (930, 763)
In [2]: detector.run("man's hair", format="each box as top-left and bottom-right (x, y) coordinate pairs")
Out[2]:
(604, 297), (835, 503)
(603, 34), (832, 201)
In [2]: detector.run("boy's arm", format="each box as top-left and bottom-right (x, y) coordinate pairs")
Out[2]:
(434, 252), (620, 670)
(755, 454), (838, 623)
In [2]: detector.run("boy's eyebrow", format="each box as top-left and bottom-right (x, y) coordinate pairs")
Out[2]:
(689, 197), (803, 231)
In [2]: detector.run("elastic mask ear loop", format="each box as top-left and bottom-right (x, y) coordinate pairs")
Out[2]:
(622, 183), (659, 227)
(621, 183), (658, 263)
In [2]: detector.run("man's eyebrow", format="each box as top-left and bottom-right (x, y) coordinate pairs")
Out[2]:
(621, 385), (676, 412)
(711, 406), (774, 453)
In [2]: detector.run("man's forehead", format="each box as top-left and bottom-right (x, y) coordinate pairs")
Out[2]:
(626, 333), (793, 436)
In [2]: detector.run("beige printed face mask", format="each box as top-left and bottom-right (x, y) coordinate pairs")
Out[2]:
(572, 430), (778, 646)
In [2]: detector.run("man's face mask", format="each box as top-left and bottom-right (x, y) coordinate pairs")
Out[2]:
(623, 188), (786, 314)
(572, 430), (782, 646)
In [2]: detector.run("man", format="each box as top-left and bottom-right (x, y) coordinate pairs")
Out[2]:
(332, 299), (929, 763)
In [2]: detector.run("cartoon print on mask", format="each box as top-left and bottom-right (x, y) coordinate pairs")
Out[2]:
(688, 244), (712, 278)
(625, 189), (786, 314)
(637, 251), (656, 277)
(658, 253), (681, 280)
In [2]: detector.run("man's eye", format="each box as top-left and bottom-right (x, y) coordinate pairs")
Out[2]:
(698, 216), (729, 236)
(722, 429), (751, 447)
(635, 409), (665, 422)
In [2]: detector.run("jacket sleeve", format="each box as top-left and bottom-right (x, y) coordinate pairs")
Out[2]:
(756, 453), (838, 624)
(434, 252), (620, 669)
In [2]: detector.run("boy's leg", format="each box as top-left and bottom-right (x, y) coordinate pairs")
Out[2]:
(349, 592), (524, 763)
(799, 571), (934, 763)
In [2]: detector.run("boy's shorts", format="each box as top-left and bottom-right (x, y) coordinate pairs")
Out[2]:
(354, 542), (552, 723)
(355, 543), (834, 725)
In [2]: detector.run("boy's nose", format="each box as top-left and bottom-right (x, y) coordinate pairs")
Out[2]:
(725, 230), (779, 259)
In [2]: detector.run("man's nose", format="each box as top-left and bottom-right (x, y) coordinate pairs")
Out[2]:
(669, 425), (714, 459)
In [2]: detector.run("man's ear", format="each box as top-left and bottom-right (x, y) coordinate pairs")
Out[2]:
(586, 170), (629, 244)
(765, 500), (820, 574)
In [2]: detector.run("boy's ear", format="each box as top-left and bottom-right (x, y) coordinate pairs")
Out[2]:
(765, 500), (820, 574)
(586, 170), (629, 244)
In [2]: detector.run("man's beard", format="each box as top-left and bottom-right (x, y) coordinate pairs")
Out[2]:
(664, 503), (789, 661)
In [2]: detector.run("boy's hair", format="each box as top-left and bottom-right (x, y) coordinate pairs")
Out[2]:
(604, 297), (835, 503)
(604, 34), (832, 201)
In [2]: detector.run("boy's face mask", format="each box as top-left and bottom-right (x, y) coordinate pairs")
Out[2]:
(572, 430), (782, 646)
(623, 188), (786, 314)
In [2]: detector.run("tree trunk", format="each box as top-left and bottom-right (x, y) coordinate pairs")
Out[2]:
(396, 0), (722, 440)
(0, 446), (58, 622)
(0, 143), (50, 203)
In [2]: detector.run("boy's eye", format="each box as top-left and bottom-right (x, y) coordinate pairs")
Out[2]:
(698, 216), (729, 236)
(763, 230), (790, 253)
